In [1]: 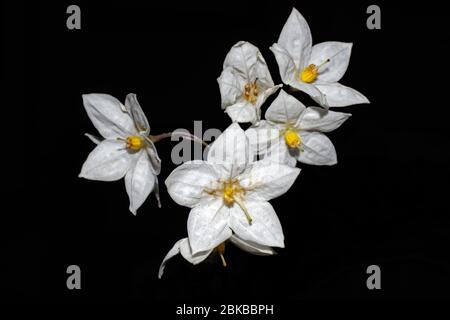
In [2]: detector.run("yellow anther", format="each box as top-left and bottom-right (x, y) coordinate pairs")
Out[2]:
(223, 183), (235, 206)
(300, 64), (319, 83)
(126, 136), (145, 150)
(284, 129), (301, 148)
(243, 80), (259, 105)
(216, 243), (227, 267)
(300, 59), (330, 83)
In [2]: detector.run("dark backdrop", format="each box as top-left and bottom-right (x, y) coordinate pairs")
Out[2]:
(2, 0), (450, 305)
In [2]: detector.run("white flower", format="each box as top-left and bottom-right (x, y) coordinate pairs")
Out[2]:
(158, 235), (276, 278)
(270, 8), (369, 108)
(218, 41), (282, 124)
(246, 90), (351, 166)
(79, 93), (161, 214)
(165, 123), (300, 255)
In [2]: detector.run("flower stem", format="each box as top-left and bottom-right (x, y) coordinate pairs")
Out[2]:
(149, 132), (208, 146)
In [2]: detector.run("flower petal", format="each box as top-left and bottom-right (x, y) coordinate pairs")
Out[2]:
(125, 93), (150, 135)
(82, 93), (135, 139)
(230, 234), (276, 256)
(255, 85), (282, 111)
(310, 42), (352, 83)
(315, 83), (370, 107)
(277, 8), (312, 70)
(79, 139), (134, 181)
(297, 107), (351, 132)
(245, 121), (281, 155)
(298, 131), (337, 165)
(230, 201), (284, 248)
(262, 138), (298, 167)
(144, 137), (162, 175)
(84, 133), (102, 144)
(265, 89), (306, 124)
(217, 67), (245, 109)
(165, 160), (219, 208)
(270, 43), (297, 84)
(240, 161), (300, 201)
(187, 198), (232, 254)
(125, 151), (156, 215)
(288, 80), (328, 107)
(206, 123), (252, 177)
(158, 238), (212, 278)
(225, 101), (257, 124)
(223, 41), (266, 81)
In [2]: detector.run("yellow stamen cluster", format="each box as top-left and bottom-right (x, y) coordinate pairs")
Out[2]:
(243, 80), (259, 105)
(126, 136), (145, 151)
(300, 59), (330, 83)
(300, 64), (319, 83)
(205, 178), (253, 225)
(221, 179), (245, 207)
(284, 129), (302, 148)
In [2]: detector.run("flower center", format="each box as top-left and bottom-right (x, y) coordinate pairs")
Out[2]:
(299, 59), (330, 83)
(243, 80), (259, 105)
(205, 179), (253, 225)
(284, 129), (301, 148)
(126, 135), (145, 150)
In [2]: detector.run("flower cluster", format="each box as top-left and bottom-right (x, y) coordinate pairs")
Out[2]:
(78, 8), (369, 278)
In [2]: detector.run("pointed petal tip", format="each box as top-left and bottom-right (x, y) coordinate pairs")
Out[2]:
(129, 206), (137, 216)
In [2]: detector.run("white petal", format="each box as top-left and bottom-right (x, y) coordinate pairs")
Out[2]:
(230, 201), (284, 248)
(277, 7), (312, 70)
(288, 80), (328, 107)
(165, 160), (219, 208)
(230, 234), (276, 256)
(79, 139), (134, 181)
(217, 67), (245, 109)
(315, 83), (370, 107)
(270, 43), (297, 84)
(158, 238), (212, 278)
(125, 93), (150, 135)
(245, 121), (280, 155)
(297, 107), (351, 132)
(84, 133), (102, 144)
(223, 41), (265, 81)
(240, 161), (300, 201)
(125, 151), (156, 215)
(310, 42), (352, 83)
(144, 137), (162, 175)
(206, 123), (252, 177)
(179, 239), (213, 265)
(298, 131), (337, 165)
(187, 198), (232, 254)
(265, 89), (306, 124)
(261, 138), (298, 167)
(82, 93), (135, 139)
(225, 100), (257, 124)
(255, 85), (282, 110)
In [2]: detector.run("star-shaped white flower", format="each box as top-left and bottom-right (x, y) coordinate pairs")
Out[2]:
(79, 93), (161, 214)
(165, 123), (300, 255)
(270, 7), (369, 108)
(246, 90), (351, 166)
(218, 41), (282, 124)
(158, 235), (275, 278)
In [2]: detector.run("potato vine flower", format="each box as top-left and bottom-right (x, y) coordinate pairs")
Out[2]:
(218, 41), (281, 124)
(165, 123), (300, 255)
(158, 235), (276, 278)
(79, 93), (162, 214)
(246, 90), (351, 166)
(270, 8), (369, 107)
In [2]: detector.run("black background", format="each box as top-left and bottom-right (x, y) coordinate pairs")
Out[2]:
(2, 0), (450, 305)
